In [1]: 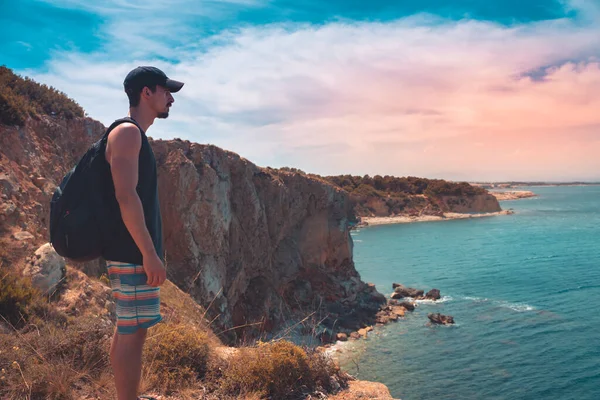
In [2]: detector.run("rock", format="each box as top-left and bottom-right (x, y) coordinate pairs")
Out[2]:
(393, 284), (424, 298)
(336, 333), (348, 342)
(32, 176), (47, 190)
(388, 313), (399, 321)
(12, 231), (34, 241)
(349, 332), (361, 340)
(375, 311), (390, 324)
(425, 288), (441, 300)
(390, 305), (405, 317)
(358, 328), (368, 338)
(365, 326), (373, 332)
(22, 243), (66, 294)
(390, 292), (404, 300)
(398, 301), (415, 311)
(428, 313), (455, 325)
(329, 380), (397, 400)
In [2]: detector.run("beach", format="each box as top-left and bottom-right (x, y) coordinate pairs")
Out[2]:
(490, 190), (537, 201)
(358, 210), (514, 227)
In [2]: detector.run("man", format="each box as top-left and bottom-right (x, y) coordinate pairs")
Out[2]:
(102, 66), (184, 400)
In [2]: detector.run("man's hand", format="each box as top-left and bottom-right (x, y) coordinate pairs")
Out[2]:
(144, 253), (166, 287)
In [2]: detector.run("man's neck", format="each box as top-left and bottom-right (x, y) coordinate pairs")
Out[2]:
(128, 108), (155, 132)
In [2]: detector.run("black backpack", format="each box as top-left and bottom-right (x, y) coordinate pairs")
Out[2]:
(49, 118), (139, 261)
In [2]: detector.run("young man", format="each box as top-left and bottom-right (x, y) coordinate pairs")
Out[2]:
(102, 66), (184, 400)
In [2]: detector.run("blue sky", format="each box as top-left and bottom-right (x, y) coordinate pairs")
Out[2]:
(1, 0), (600, 181)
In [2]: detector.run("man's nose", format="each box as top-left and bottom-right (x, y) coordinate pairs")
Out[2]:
(168, 93), (174, 103)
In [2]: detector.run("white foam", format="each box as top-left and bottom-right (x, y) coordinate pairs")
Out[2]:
(497, 301), (536, 312)
(415, 295), (453, 304)
(463, 296), (489, 302)
(461, 296), (535, 312)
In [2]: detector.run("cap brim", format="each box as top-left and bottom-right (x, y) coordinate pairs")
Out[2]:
(165, 79), (184, 93)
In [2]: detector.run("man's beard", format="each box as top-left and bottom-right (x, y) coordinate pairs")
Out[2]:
(157, 111), (169, 119)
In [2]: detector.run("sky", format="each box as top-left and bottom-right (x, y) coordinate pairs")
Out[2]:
(1, 0), (600, 182)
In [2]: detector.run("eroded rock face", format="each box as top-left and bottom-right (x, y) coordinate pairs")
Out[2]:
(151, 140), (381, 343)
(1, 117), (386, 344)
(0, 116), (105, 264)
(22, 243), (66, 294)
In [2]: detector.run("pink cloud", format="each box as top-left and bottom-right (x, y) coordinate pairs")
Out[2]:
(25, 4), (600, 180)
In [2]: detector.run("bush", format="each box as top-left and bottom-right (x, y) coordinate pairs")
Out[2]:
(142, 323), (211, 394)
(0, 269), (41, 328)
(0, 316), (112, 400)
(0, 65), (84, 126)
(221, 340), (346, 399)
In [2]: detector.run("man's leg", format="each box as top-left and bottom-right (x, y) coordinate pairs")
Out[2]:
(110, 327), (148, 400)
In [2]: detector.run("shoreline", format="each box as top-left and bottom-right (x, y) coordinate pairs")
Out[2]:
(490, 190), (537, 201)
(357, 210), (514, 227)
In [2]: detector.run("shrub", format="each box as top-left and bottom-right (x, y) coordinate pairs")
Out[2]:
(0, 65), (84, 126)
(221, 340), (346, 399)
(0, 269), (41, 328)
(142, 323), (211, 394)
(0, 316), (112, 400)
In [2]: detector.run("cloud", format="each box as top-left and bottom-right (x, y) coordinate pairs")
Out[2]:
(24, 1), (600, 180)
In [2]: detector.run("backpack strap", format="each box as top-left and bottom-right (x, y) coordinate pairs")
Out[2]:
(100, 117), (146, 153)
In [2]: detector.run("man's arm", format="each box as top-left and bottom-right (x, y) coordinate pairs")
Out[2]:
(106, 123), (166, 287)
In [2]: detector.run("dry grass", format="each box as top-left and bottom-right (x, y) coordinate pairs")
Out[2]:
(0, 267), (347, 400)
(220, 340), (347, 399)
(142, 323), (211, 394)
(0, 316), (112, 399)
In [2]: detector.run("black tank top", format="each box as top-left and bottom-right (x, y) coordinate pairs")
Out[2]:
(99, 117), (164, 265)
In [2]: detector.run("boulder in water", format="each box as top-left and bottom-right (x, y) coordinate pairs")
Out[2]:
(393, 284), (424, 298)
(428, 313), (454, 325)
(425, 289), (441, 300)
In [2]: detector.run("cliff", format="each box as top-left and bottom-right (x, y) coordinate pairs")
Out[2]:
(151, 139), (383, 342)
(323, 175), (502, 220)
(0, 116), (384, 344)
(0, 68), (395, 399)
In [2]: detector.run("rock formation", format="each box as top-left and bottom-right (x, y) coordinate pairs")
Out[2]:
(21, 243), (66, 294)
(1, 116), (386, 343)
(428, 313), (455, 325)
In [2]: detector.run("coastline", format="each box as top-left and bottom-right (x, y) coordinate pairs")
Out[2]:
(357, 210), (514, 227)
(490, 190), (537, 201)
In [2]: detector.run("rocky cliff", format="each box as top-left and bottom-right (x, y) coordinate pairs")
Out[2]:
(0, 116), (384, 343)
(436, 194), (501, 213)
(0, 116), (105, 261)
(354, 193), (501, 218)
(152, 139), (384, 342)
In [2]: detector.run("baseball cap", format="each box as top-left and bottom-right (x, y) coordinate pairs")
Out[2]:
(123, 66), (184, 93)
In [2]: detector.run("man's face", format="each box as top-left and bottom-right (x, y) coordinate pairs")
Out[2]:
(147, 85), (174, 119)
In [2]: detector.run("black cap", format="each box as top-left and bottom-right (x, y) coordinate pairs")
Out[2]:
(123, 66), (184, 93)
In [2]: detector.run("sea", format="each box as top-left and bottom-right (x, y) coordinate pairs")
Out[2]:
(338, 185), (600, 400)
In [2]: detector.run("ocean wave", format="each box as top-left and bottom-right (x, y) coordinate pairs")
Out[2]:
(461, 296), (535, 312)
(496, 301), (536, 312)
(353, 239), (363, 242)
(415, 295), (453, 304)
(556, 284), (600, 294)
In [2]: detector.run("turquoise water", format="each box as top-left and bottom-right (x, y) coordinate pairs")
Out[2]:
(340, 186), (600, 400)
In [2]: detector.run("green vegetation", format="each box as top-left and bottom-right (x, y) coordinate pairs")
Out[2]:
(0, 66), (84, 126)
(323, 175), (488, 216)
(325, 174), (487, 197)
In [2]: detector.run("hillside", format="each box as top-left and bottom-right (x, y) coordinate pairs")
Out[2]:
(0, 67), (396, 399)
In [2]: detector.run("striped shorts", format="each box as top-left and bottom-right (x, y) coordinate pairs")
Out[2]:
(106, 260), (162, 335)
